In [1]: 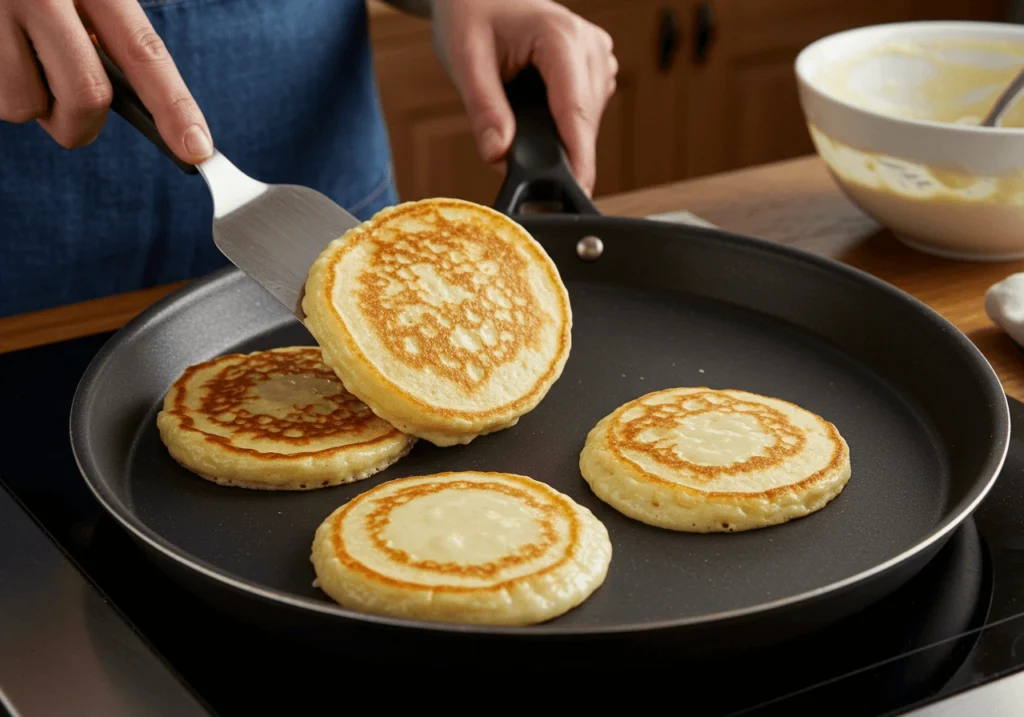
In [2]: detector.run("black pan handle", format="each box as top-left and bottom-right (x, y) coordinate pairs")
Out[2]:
(34, 41), (198, 175)
(494, 66), (600, 216)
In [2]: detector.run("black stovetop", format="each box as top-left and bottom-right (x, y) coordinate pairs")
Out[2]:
(3, 332), (1023, 715)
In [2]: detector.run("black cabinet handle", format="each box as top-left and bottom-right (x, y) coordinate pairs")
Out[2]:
(657, 7), (680, 71)
(694, 1), (715, 65)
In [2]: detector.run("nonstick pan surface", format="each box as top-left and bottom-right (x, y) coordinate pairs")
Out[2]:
(70, 215), (1008, 637)
(71, 70), (1008, 647)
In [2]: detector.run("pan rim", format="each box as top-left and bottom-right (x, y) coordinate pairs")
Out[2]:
(70, 217), (1011, 636)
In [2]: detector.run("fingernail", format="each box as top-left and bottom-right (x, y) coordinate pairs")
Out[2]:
(480, 127), (503, 161)
(184, 124), (212, 160)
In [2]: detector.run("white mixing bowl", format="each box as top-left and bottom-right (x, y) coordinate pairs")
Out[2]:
(796, 21), (1024, 261)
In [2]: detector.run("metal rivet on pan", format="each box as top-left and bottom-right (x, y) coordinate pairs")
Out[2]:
(576, 235), (604, 261)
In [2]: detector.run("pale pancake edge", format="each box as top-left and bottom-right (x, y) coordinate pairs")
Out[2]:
(579, 387), (852, 532)
(302, 198), (572, 446)
(156, 347), (415, 490)
(310, 471), (612, 625)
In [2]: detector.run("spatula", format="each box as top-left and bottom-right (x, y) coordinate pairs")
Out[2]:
(40, 44), (361, 320)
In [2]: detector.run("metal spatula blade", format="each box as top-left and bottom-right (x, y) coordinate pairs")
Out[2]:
(197, 152), (360, 319)
(68, 43), (359, 321)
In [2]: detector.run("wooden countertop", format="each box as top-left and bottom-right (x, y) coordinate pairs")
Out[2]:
(2, 155), (1022, 399)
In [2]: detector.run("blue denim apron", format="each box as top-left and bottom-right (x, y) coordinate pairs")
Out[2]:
(0, 0), (396, 318)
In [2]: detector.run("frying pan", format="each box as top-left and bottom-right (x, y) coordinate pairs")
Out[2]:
(70, 69), (1009, 664)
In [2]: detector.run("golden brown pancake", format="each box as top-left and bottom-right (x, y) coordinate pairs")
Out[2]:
(302, 198), (572, 446)
(579, 387), (851, 532)
(310, 471), (612, 625)
(156, 347), (415, 490)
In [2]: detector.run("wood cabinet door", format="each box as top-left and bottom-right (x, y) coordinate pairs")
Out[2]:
(369, 0), (678, 204)
(584, 0), (682, 197)
(369, 7), (493, 204)
(677, 0), (1008, 179)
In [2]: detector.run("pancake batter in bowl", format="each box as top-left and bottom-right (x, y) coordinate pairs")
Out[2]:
(807, 32), (1024, 259)
(823, 37), (1024, 126)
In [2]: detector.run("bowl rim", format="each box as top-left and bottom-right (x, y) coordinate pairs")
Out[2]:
(795, 20), (1024, 137)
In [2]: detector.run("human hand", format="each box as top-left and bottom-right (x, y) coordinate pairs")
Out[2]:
(0, 0), (212, 163)
(431, 0), (617, 195)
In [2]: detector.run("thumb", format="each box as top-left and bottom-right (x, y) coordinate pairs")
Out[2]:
(446, 31), (515, 165)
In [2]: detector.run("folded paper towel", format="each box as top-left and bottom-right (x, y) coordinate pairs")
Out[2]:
(647, 209), (718, 228)
(986, 273), (1024, 346)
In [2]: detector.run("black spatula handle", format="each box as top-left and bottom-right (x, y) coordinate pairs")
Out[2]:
(34, 42), (198, 175)
(494, 66), (600, 216)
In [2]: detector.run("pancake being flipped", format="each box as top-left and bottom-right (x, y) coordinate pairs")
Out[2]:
(579, 387), (851, 532)
(156, 347), (415, 490)
(302, 198), (572, 446)
(310, 471), (611, 625)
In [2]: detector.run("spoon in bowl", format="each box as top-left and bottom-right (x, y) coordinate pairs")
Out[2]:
(981, 66), (1024, 127)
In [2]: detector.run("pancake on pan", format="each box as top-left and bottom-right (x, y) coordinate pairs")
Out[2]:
(302, 198), (572, 447)
(157, 347), (415, 490)
(310, 471), (611, 625)
(579, 387), (851, 532)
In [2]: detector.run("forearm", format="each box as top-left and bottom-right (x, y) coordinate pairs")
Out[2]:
(377, 0), (432, 18)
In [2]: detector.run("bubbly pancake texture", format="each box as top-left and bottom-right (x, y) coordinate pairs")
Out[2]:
(310, 471), (611, 625)
(302, 198), (572, 446)
(579, 388), (851, 532)
(156, 347), (415, 490)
